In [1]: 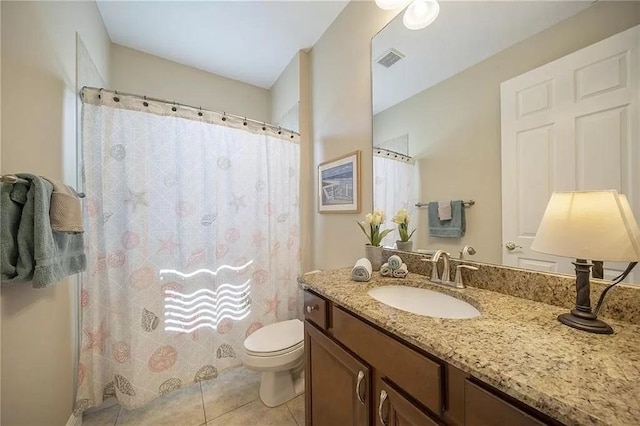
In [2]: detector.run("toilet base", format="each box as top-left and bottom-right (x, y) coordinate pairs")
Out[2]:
(259, 369), (304, 407)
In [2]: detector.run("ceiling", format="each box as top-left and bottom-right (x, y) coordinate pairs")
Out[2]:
(372, 1), (593, 114)
(97, 1), (349, 89)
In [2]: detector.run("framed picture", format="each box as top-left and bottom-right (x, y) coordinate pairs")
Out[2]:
(318, 150), (361, 213)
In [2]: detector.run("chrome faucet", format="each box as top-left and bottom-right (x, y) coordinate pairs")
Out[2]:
(430, 250), (451, 284)
(425, 250), (478, 289)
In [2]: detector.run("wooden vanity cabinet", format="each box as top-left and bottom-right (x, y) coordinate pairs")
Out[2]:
(305, 322), (371, 426)
(303, 289), (556, 426)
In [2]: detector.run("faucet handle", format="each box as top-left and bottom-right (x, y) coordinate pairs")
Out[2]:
(459, 245), (476, 259)
(454, 265), (478, 288)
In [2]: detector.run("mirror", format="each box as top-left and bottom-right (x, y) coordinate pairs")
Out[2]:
(372, 1), (640, 270)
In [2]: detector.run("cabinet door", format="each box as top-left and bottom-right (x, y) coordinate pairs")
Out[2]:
(465, 380), (546, 426)
(305, 322), (370, 426)
(376, 378), (441, 426)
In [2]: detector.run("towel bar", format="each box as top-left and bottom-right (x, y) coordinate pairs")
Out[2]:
(0, 174), (85, 198)
(415, 200), (474, 208)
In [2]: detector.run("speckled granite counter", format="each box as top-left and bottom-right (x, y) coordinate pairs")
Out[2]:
(299, 269), (640, 426)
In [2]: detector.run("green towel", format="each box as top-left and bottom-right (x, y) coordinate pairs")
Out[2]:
(1, 174), (86, 288)
(428, 200), (466, 238)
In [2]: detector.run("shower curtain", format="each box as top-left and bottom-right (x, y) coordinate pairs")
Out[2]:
(75, 88), (300, 410)
(373, 155), (416, 247)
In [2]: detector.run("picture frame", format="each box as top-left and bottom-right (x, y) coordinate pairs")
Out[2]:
(318, 150), (361, 213)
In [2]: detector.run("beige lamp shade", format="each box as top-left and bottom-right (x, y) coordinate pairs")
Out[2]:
(531, 190), (640, 262)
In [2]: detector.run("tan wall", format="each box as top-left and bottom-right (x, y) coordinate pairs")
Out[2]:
(310, 2), (398, 270)
(0, 1), (111, 425)
(271, 52), (300, 129)
(111, 44), (271, 123)
(373, 1), (640, 264)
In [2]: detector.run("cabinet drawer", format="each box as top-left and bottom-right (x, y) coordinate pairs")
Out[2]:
(304, 290), (328, 329)
(331, 306), (443, 416)
(465, 380), (546, 426)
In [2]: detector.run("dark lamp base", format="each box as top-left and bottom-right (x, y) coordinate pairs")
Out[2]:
(558, 312), (613, 335)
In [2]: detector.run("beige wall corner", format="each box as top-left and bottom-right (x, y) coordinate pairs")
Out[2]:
(271, 52), (300, 130)
(1, 2), (110, 425)
(110, 44), (271, 123)
(298, 50), (313, 273)
(309, 1), (398, 270)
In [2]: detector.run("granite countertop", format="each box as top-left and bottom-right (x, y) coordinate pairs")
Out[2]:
(299, 269), (640, 426)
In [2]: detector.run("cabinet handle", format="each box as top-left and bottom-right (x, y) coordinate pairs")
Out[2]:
(355, 371), (365, 404)
(378, 389), (388, 426)
(306, 305), (318, 314)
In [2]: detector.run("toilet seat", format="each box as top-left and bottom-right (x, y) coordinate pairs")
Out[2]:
(243, 319), (303, 356)
(245, 340), (303, 357)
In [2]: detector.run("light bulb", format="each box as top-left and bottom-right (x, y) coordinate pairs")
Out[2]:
(403, 0), (440, 30)
(375, 0), (407, 10)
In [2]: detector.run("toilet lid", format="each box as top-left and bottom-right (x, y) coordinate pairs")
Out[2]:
(244, 319), (303, 354)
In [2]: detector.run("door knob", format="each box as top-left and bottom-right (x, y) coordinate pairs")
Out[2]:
(505, 242), (522, 251)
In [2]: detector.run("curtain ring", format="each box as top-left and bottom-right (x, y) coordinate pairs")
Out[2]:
(222, 112), (227, 122)
(98, 87), (103, 100)
(198, 107), (203, 117)
(143, 96), (149, 107)
(262, 123), (266, 131)
(243, 117), (248, 126)
(171, 102), (177, 112)
(113, 90), (120, 102)
(277, 127), (282, 135)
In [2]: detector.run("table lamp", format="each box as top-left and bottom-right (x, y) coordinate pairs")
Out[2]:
(531, 190), (640, 334)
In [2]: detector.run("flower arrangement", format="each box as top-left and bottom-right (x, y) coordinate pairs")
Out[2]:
(357, 208), (393, 247)
(392, 208), (415, 242)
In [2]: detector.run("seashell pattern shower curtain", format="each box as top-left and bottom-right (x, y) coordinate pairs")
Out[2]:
(76, 88), (301, 411)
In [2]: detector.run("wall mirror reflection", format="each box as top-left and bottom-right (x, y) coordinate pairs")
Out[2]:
(372, 1), (640, 281)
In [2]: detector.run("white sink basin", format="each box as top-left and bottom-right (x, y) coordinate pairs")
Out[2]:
(368, 285), (481, 319)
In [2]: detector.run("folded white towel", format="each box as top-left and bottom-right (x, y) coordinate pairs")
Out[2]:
(380, 262), (392, 277)
(387, 255), (402, 270)
(392, 263), (408, 278)
(351, 258), (372, 282)
(438, 201), (452, 221)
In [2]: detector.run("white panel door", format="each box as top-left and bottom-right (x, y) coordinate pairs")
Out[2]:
(501, 25), (639, 281)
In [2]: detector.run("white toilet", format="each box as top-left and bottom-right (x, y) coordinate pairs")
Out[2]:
(242, 318), (305, 407)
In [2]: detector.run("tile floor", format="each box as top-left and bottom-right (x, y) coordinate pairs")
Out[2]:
(83, 367), (304, 426)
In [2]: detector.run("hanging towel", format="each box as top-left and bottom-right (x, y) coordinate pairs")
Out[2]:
(438, 201), (452, 220)
(428, 200), (466, 238)
(1, 174), (86, 288)
(351, 258), (372, 282)
(42, 177), (84, 233)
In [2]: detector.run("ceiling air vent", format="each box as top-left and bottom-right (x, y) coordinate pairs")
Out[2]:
(377, 48), (405, 68)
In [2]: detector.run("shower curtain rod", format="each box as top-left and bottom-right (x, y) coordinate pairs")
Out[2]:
(81, 86), (301, 137)
(373, 146), (413, 162)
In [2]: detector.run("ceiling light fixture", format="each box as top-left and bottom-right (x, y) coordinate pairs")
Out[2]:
(403, 0), (440, 30)
(375, 0), (407, 10)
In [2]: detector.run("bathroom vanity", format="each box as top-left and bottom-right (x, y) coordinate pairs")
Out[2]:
(299, 269), (640, 426)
